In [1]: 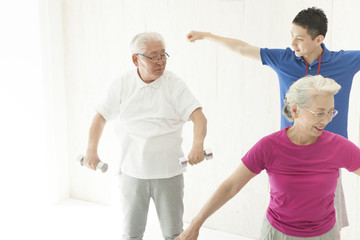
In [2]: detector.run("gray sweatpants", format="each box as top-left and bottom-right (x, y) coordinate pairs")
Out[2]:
(334, 171), (348, 231)
(119, 173), (184, 240)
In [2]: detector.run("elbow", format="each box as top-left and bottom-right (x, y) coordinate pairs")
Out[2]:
(237, 46), (249, 56)
(222, 179), (240, 197)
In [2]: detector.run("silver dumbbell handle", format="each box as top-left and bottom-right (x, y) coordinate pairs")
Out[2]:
(76, 155), (108, 173)
(179, 149), (213, 167)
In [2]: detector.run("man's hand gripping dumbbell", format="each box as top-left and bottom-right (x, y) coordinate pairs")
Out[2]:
(179, 149), (213, 167)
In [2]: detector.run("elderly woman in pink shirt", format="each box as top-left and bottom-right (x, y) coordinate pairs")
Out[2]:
(176, 75), (360, 240)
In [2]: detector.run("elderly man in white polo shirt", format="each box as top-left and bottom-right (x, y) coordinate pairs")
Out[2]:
(84, 32), (207, 240)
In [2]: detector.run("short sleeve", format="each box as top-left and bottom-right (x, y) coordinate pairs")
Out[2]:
(260, 48), (287, 68)
(341, 50), (360, 74)
(172, 79), (201, 122)
(241, 138), (268, 174)
(95, 79), (122, 121)
(338, 138), (360, 172)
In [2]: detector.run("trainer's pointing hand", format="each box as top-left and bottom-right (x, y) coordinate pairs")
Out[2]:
(186, 31), (206, 42)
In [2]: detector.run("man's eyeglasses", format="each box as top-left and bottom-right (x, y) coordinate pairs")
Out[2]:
(137, 52), (169, 62)
(303, 107), (338, 119)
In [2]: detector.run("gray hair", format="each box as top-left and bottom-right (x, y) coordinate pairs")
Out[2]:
(282, 75), (341, 122)
(130, 32), (166, 54)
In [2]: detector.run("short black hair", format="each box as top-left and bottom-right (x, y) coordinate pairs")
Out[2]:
(292, 7), (328, 39)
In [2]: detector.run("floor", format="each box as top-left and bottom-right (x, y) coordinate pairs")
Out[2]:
(3, 198), (254, 240)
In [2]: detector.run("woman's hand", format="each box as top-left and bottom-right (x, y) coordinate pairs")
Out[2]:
(175, 224), (200, 240)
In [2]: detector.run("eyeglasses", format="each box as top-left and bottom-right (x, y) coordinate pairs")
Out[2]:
(303, 107), (338, 119)
(137, 52), (169, 62)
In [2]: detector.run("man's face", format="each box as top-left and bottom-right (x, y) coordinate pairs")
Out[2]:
(290, 24), (320, 58)
(133, 40), (167, 83)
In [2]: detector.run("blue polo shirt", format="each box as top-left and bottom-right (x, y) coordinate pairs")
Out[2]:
(261, 43), (360, 138)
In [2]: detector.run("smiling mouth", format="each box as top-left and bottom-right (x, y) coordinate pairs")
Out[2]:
(314, 126), (324, 131)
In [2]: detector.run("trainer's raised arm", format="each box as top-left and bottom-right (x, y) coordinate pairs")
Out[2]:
(186, 30), (261, 61)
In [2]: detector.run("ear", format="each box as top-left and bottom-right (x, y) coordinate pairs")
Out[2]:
(132, 54), (139, 67)
(291, 104), (300, 119)
(315, 35), (325, 46)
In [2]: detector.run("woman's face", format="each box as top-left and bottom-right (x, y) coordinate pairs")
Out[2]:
(294, 94), (336, 138)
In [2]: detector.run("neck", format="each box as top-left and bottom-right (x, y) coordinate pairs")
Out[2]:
(303, 45), (323, 65)
(137, 69), (155, 84)
(142, 78), (155, 84)
(286, 126), (318, 145)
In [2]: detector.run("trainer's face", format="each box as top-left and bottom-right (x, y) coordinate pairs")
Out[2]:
(290, 24), (321, 58)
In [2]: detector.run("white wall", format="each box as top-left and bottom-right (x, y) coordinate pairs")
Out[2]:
(0, 0), (57, 237)
(0, 0), (51, 202)
(60, 0), (360, 239)
(39, 0), (70, 204)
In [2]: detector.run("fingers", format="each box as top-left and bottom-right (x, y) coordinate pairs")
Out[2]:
(84, 154), (100, 170)
(188, 152), (205, 165)
(175, 229), (199, 240)
(186, 31), (200, 42)
(186, 32), (194, 42)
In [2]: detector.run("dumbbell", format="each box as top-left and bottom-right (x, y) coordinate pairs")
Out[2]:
(76, 155), (108, 173)
(178, 149), (213, 167)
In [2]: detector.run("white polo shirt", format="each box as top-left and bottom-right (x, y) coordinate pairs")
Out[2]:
(96, 69), (201, 179)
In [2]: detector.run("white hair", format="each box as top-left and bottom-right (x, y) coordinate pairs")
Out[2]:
(130, 32), (166, 54)
(282, 75), (341, 122)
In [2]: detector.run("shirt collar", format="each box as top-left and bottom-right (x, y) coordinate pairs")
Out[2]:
(295, 43), (331, 64)
(319, 43), (331, 63)
(135, 69), (163, 89)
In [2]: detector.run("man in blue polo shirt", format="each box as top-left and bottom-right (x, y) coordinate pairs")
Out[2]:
(186, 6), (360, 238)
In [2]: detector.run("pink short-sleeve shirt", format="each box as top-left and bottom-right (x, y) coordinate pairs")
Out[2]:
(242, 127), (360, 237)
